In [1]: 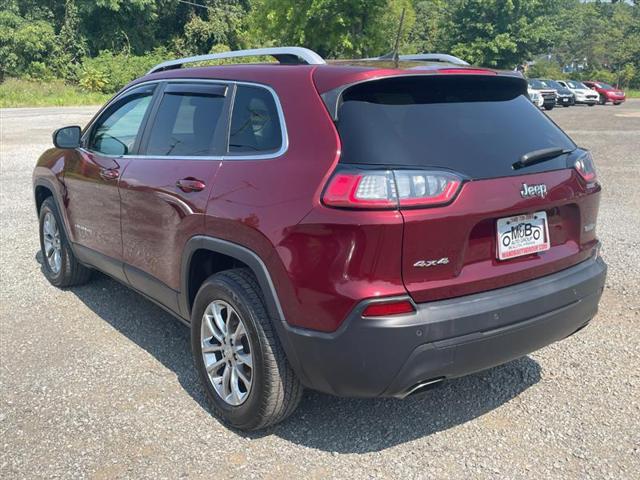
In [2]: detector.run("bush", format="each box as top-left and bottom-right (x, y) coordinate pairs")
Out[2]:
(576, 68), (616, 85)
(79, 48), (173, 93)
(0, 12), (57, 80)
(79, 66), (109, 93)
(527, 59), (565, 79)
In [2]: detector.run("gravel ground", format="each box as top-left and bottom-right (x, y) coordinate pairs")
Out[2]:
(1, 102), (639, 479)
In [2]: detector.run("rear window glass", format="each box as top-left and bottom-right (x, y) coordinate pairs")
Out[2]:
(337, 75), (575, 179)
(145, 91), (226, 156)
(228, 85), (282, 154)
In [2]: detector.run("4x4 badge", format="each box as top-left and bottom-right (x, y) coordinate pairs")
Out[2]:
(520, 183), (548, 198)
(413, 258), (449, 268)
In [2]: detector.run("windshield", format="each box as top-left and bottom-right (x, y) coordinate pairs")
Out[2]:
(337, 75), (575, 180)
(542, 80), (563, 90)
(567, 80), (587, 89)
(597, 83), (614, 90)
(528, 79), (549, 89)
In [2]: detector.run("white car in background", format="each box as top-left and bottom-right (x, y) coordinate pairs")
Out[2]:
(556, 80), (598, 106)
(528, 88), (544, 108)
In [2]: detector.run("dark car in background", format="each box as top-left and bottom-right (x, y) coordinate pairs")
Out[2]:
(541, 79), (575, 107)
(582, 81), (626, 105)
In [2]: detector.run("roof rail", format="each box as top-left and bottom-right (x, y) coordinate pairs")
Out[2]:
(147, 47), (326, 74)
(397, 53), (469, 66)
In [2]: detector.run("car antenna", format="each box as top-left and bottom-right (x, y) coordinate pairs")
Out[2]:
(391, 7), (406, 69)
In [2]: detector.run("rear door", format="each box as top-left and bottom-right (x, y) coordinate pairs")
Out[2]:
(65, 84), (156, 279)
(334, 74), (600, 303)
(118, 81), (231, 312)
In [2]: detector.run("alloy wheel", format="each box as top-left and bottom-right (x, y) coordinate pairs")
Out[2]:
(42, 212), (62, 274)
(201, 300), (253, 406)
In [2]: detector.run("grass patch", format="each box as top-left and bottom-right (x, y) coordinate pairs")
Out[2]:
(625, 89), (640, 98)
(0, 78), (109, 108)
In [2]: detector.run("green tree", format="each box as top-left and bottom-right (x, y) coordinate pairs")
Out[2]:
(249, 0), (414, 58)
(0, 8), (57, 80)
(527, 59), (564, 79)
(174, 0), (250, 55)
(443, 0), (562, 68)
(408, 0), (448, 54)
(52, 0), (86, 80)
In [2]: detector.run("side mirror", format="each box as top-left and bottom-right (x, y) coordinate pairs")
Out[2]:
(53, 126), (81, 149)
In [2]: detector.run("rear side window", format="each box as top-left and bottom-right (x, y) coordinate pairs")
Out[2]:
(145, 84), (227, 157)
(228, 85), (282, 154)
(337, 75), (575, 179)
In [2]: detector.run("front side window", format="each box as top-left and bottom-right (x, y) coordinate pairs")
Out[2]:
(145, 84), (227, 157)
(228, 85), (282, 154)
(89, 90), (153, 156)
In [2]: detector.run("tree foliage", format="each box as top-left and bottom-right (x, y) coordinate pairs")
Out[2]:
(0, 0), (638, 90)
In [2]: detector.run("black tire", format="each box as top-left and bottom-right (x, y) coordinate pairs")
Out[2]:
(588, 103), (595, 107)
(599, 95), (606, 105)
(544, 105), (554, 111)
(563, 104), (570, 108)
(191, 268), (303, 430)
(38, 197), (92, 288)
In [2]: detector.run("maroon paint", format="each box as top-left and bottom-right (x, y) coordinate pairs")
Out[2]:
(34, 63), (602, 335)
(62, 149), (129, 260)
(119, 158), (221, 290)
(400, 169), (600, 302)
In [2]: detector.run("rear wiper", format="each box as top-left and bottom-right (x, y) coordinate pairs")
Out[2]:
(513, 147), (573, 170)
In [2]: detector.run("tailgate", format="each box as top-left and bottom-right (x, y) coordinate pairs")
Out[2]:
(331, 73), (601, 303)
(401, 169), (600, 302)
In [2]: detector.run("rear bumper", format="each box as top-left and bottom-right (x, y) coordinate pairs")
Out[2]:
(286, 256), (607, 398)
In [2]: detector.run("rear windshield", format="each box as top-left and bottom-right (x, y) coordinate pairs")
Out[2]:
(337, 75), (575, 179)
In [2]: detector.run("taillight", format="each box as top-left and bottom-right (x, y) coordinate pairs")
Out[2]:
(574, 151), (597, 183)
(323, 168), (463, 209)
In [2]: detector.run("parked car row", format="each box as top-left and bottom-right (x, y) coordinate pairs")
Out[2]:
(527, 78), (625, 110)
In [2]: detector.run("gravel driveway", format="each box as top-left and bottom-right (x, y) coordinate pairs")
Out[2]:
(1, 102), (639, 479)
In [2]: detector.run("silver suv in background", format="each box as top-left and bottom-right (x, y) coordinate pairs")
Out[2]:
(557, 80), (598, 106)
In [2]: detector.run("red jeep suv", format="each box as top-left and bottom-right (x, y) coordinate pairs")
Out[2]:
(33, 47), (607, 430)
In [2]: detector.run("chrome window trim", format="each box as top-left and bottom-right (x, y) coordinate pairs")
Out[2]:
(81, 79), (288, 161)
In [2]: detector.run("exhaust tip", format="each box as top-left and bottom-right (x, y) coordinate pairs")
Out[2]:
(399, 377), (445, 399)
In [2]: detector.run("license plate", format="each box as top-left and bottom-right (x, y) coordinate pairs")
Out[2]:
(497, 212), (550, 260)
(562, 98), (569, 103)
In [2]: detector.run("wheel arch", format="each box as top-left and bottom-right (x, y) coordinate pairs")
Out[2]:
(180, 236), (305, 380)
(180, 237), (281, 320)
(34, 177), (61, 214)
(33, 177), (75, 245)
(34, 184), (54, 213)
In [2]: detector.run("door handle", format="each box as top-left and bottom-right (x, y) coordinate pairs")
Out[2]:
(176, 177), (206, 193)
(99, 168), (119, 181)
